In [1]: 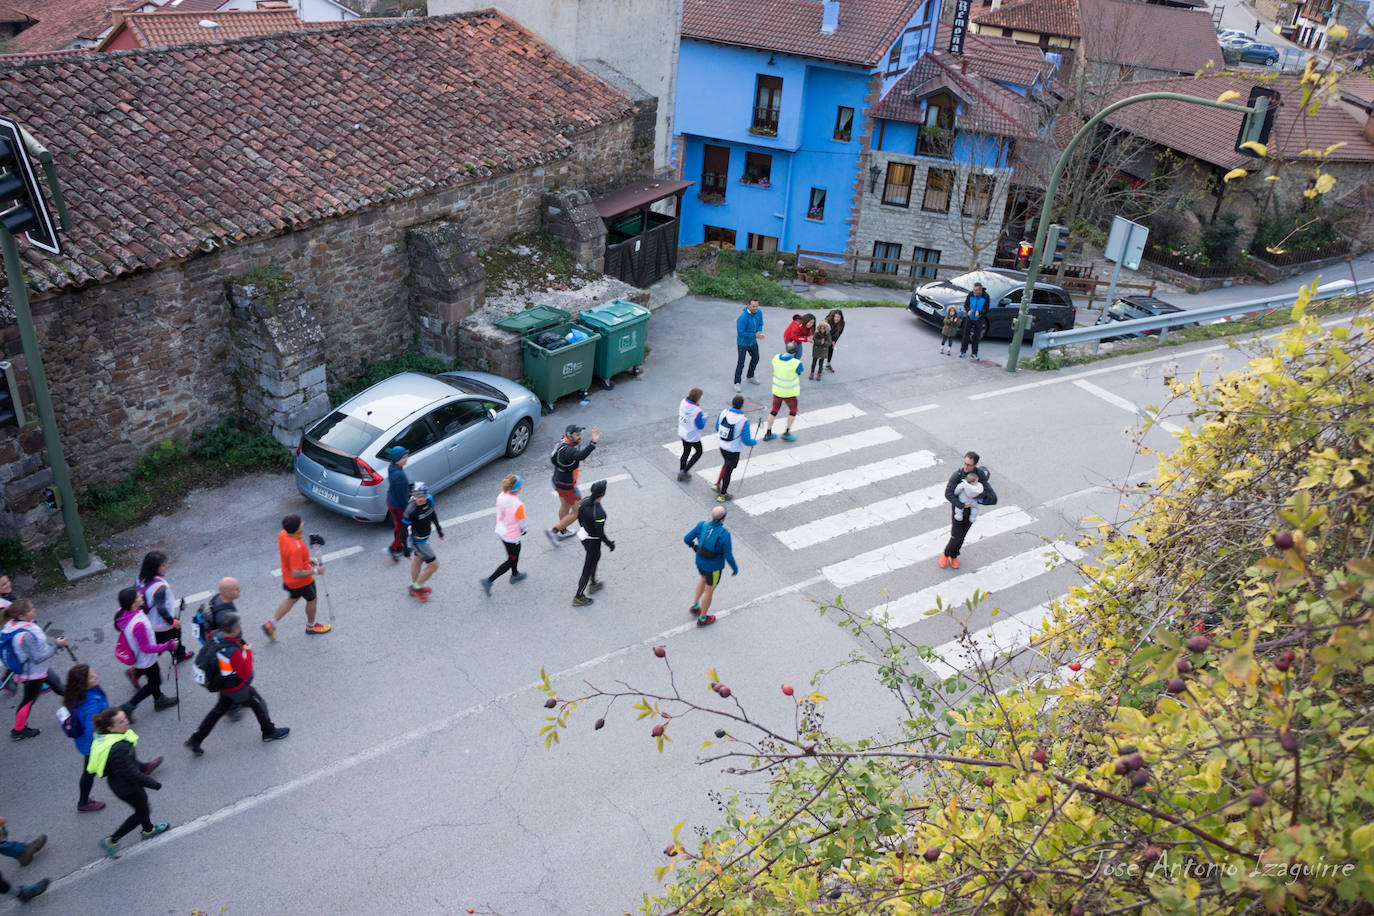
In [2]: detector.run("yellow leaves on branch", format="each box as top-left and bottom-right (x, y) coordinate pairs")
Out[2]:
(1304, 172), (1337, 198)
(1224, 167), (1249, 182)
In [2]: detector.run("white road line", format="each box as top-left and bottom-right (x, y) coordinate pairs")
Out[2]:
(182, 590), (214, 606)
(736, 451), (938, 516)
(40, 574), (826, 897)
(696, 426), (903, 483)
(872, 543), (1083, 631)
(821, 507), (1033, 589)
(268, 544), (363, 578)
(1073, 380), (1184, 434)
(775, 484), (946, 550)
(439, 473), (632, 528)
(1041, 469), (1156, 508)
(885, 404), (939, 418)
(923, 596), (1066, 680)
(968, 342), (1230, 400)
(663, 403), (865, 453)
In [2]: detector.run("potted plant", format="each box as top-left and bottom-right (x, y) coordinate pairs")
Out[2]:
(807, 207), (824, 220)
(835, 130), (851, 142)
(748, 125), (777, 137)
(696, 191), (725, 206)
(812, 268), (828, 285)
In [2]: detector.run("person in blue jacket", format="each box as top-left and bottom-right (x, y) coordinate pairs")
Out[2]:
(733, 298), (765, 392)
(62, 664), (110, 813)
(385, 447), (410, 561)
(960, 282), (990, 359)
(683, 506), (738, 628)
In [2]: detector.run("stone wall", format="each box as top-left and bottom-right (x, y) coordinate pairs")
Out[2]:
(852, 147), (1013, 274)
(0, 115), (646, 548)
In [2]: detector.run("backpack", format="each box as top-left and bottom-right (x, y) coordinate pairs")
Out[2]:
(61, 707), (83, 739)
(114, 630), (136, 666)
(695, 523), (723, 561)
(0, 627), (25, 675)
(192, 598), (229, 646)
(193, 639), (226, 692)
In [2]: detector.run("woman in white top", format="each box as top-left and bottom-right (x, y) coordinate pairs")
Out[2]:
(480, 475), (529, 595)
(676, 387), (706, 482)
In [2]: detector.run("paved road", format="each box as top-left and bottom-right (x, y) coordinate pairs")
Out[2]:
(0, 292), (1321, 914)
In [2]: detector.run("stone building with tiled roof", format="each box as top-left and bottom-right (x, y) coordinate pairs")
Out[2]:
(674, 0), (943, 260)
(857, 48), (1043, 272)
(0, 12), (654, 544)
(1099, 72), (1374, 237)
(98, 8), (308, 50)
(2, 0), (116, 52)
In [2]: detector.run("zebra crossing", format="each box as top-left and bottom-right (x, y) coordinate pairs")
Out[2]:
(663, 402), (1084, 681)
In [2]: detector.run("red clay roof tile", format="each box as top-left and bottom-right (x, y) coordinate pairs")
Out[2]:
(871, 48), (1040, 137)
(682, 0), (926, 67)
(6, 0), (114, 52)
(973, 0), (1080, 40)
(1079, 0), (1221, 74)
(104, 9), (308, 49)
(0, 13), (636, 292)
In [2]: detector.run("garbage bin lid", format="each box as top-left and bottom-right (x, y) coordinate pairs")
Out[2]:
(581, 299), (649, 328)
(493, 305), (571, 334)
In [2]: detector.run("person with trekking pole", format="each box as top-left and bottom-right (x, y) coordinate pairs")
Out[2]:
(2, 600), (68, 741)
(114, 587), (178, 720)
(712, 395), (757, 503)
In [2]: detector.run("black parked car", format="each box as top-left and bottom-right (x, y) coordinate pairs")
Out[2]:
(1094, 294), (1190, 341)
(908, 268), (1077, 341)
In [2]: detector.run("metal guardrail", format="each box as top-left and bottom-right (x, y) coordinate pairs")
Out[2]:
(1034, 277), (1371, 351)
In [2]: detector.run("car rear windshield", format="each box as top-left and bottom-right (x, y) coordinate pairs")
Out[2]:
(302, 411), (383, 477)
(429, 373), (507, 402)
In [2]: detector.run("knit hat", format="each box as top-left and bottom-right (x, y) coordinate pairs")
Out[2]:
(589, 480), (607, 498)
(390, 446), (407, 461)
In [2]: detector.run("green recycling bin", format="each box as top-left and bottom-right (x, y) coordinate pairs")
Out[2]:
(578, 299), (650, 390)
(493, 305), (600, 411)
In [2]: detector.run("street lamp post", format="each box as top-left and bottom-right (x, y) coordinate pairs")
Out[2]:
(1005, 91), (1271, 372)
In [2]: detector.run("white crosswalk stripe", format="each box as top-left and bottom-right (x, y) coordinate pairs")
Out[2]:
(662, 403), (866, 454)
(821, 506), (1033, 589)
(923, 596), (1066, 680)
(773, 482), (945, 549)
(870, 542), (1083, 630)
(696, 426), (902, 483)
(736, 451), (937, 516)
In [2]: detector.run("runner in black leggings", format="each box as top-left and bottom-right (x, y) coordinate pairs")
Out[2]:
(572, 481), (614, 606)
(90, 708), (168, 859)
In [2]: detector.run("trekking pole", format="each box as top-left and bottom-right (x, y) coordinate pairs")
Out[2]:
(170, 601), (182, 722)
(43, 620), (77, 662)
(732, 411), (766, 498)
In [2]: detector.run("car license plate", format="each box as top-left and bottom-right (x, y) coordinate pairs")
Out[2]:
(310, 483), (340, 504)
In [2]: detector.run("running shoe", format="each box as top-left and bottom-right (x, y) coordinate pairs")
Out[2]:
(10, 727), (39, 741)
(588, 581), (604, 593)
(263, 727), (291, 742)
(950, 558), (960, 568)
(695, 615), (717, 628)
(77, 800), (106, 813)
(571, 595), (594, 607)
(510, 572), (527, 583)
(408, 586), (429, 602)
(18, 834), (45, 866)
(748, 376), (761, 385)
(100, 837), (120, 859)
(939, 555), (949, 568)
(305, 622), (332, 634)
(387, 547), (402, 563)
(153, 696), (178, 711)
(557, 529), (578, 540)
(140, 757), (163, 776)
(677, 471), (690, 481)
(184, 739), (204, 757)
(826, 365), (834, 373)
(763, 432), (776, 441)
(15, 879), (48, 902)
(710, 483), (719, 493)
(479, 578), (492, 596)
(262, 621), (277, 641)
(733, 383), (741, 393)
(141, 824), (170, 840)
(688, 603), (701, 617)
(545, 528), (561, 547)
(717, 493), (730, 503)
(781, 432), (796, 442)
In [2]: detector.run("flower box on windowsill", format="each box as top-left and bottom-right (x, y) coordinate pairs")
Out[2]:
(739, 177), (771, 189)
(833, 132), (851, 143)
(696, 192), (725, 206)
(748, 126), (777, 137)
(807, 208), (824, 221)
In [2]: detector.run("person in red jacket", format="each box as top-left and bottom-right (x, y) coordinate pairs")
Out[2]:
(783, 313), (816, 368)
(184, 613), (289, 756)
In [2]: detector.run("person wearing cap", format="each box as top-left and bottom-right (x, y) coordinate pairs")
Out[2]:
(385, 446), (411, 561)
(571, 480), (615, 607)
(481, 474), (528, 595)
(548, 424), (601, 546)
(402, 483), (445, 601)
(762, 342), (804, 442)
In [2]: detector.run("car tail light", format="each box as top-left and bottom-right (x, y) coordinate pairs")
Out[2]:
(296, 435), (303, 457)
(357, 458), (384, 486)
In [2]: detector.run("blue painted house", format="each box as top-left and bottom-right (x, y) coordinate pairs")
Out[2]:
(674, 0), (942, 256)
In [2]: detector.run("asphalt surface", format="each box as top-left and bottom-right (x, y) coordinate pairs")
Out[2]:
(0, 277), (1349, 914)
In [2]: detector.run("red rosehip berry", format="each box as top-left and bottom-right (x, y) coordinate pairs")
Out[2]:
(1187, 635), (1210, 653)
(1273, 530), (1295, 550)
(651, 724), (665, 738)
(781, 684), (794, 696)
(653, 646), (666, 658)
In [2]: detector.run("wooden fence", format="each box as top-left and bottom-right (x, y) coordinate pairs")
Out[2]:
(794, 246), (1155, 307)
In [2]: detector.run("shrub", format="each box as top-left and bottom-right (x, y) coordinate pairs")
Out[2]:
(1253, 210), (1340, 254)
(1198, 212), (1240, 264)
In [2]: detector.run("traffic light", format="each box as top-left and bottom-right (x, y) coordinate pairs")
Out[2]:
(1016, 240), (1034, 268)
(1234, 87), (1279, 159)
(1046, 223), (1068, 265)
(0, 116), (60, 254)
(0, 360), (21, 428)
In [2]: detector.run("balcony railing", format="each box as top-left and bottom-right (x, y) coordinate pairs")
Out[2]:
(751, 106), (780, 135)
(917, 126), (953, 159)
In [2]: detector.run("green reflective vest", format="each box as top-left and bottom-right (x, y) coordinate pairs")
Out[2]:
(771, 354), (802, 397)
(87, 730), (138, 776)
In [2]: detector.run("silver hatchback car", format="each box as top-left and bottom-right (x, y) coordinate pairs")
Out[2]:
(294, 371), (541, 521)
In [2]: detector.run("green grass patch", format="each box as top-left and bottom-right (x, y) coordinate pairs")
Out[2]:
(682, 250), (912, 309)
(328, 352), (456, 407)
(1025, 292), (1369, 371)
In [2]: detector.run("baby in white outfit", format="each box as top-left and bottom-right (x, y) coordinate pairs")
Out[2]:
(954, 471), (984, 522)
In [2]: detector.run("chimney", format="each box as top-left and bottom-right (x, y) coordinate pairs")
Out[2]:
(821, 0), (839, 34)
(107, 2), (135, 29)
(990, 0), (1003, 9)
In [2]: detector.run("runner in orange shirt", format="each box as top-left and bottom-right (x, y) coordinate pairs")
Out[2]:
(263, 515), (330, 640)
